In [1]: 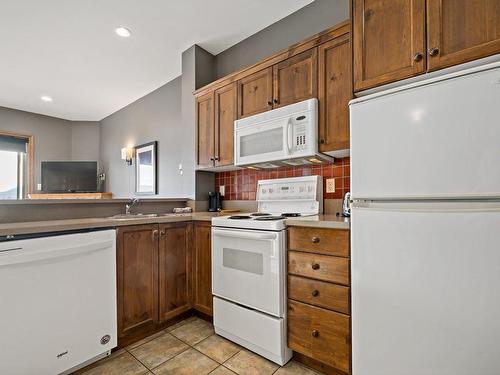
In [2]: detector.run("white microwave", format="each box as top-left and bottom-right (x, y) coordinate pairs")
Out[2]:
(234, 99), (334, 168)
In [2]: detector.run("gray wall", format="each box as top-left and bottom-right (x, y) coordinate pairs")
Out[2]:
(214, 0), (349, 78)
(99, 76), (192, 198)
(0, 106), (99, 191)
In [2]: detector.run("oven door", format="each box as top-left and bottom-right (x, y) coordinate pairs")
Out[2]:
(211, 227), (285, 317)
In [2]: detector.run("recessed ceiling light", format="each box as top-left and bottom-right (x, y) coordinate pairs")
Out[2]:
(115, 27), (131, 38)
(41, 96), (53, 102)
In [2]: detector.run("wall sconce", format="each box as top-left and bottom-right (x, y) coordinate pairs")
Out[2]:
(121, 147), (134, 165)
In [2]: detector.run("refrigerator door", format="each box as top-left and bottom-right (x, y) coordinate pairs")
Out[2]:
(351, 202), (500, 375)
(350, 62), (500, 199)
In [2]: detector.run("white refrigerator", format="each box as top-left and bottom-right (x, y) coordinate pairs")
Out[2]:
(350, 61), (500, 375)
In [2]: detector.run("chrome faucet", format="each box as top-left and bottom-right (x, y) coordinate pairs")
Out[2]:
(125, 198), (139, 215)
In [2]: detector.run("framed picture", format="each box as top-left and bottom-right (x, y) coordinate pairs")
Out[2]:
(135, 141), (157, 195)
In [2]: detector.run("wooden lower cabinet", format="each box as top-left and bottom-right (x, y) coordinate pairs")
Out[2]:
(288, 300), (351, 374)
(117, 221), (211, 346)
(116, 224), (159, 342)
(288, 226), (351, 374)
(158, 222), (192, 321)
(193, 221), (213, 316)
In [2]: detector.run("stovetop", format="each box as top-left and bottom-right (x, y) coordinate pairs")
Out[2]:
(213, 212), (316, 231)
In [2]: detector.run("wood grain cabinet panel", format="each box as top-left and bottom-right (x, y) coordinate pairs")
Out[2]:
(288, 300), (351, 373)
(214, 83), (237, 166)
(318, 33), (352, 153)
(288, 227), (350, 257)
(237, 68), (273, 119)
(353, 0), (426, 91)
(194, 221), (213, 316)
(288, 275), (350, 315)
(196, 92), (215, 168)
(273, 49), (318, 108)
(158, 222), (192, 322)
(288, 251), (350, 286)
(117, 224), (159, 340)
(427, 0), (500, 71)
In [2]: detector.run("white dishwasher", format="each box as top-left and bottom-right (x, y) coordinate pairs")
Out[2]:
(0, 229), (117, 375)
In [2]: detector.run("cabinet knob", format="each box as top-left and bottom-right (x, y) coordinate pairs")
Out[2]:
(428, 47), (440, 57)
(267, 100), (273, 106)
(413, 52), (423, 62)
(311, 236), (320, 244)
(160, 230), (166, 236)
(273, 98), (279, 104)
(311, 263), (320, 270)
(312, 329), (319, 338)
(210, 157), (215, 161)
(152, 229), (159, 240)
(311, 289), (319, 297)
(319, 139), (326, 144)
(214, 156), (220, 161)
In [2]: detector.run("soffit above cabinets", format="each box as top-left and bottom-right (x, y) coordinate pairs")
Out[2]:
(0, 0), (313, 121)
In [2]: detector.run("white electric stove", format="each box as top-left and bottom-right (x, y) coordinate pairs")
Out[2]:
(211, 176), (322, 365)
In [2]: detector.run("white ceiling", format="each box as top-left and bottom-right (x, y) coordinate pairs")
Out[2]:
(0, 0), (313, 121)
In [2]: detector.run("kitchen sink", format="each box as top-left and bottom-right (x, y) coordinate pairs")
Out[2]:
(107, 213), (159, 220)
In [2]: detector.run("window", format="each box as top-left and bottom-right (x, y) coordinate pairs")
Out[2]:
(0, 133), (31, 199)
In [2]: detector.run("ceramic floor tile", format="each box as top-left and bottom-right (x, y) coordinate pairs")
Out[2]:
(165, 316), (196, 332)
(152, 348), (218, 375)
(194, 334), (241, 363)
(169, 317), (214, 345)
(209, 365), (238, 375)
(78, 351), (148, 375)
(274, 360), (322, 375)
(126, 331), (166, 350)
(129, 332), (189, 369)
(223, 349), (279, 375)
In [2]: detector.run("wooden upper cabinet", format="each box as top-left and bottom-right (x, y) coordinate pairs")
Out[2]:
(273, 48), (318, 108)
(193, 222), (213, 316)
(237, 67), (273, 119)
(117, 224), (159, 341)
(158, 222), (192, 322)
(427, 0), (500, 71)
(353, 0), (426, 91)
(196, 92), (215, 167)
(318, 33), (352, 153)
(215, 83), (237, 166)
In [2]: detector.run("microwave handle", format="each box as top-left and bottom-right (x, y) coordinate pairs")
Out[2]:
(286, 118), (293, 154)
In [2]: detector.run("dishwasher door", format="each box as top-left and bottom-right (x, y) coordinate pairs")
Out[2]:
(0, 229), (117, 375)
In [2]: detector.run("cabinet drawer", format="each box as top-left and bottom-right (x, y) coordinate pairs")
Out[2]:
(288, 251), (349, 286)
(288, 275), (349, 315)
(288, 300), (350, 373)
(288, 227), (349, 257)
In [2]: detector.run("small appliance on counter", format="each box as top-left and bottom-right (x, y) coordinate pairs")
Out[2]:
(342, 191), (351, 217)
(208, 191), (222, 212)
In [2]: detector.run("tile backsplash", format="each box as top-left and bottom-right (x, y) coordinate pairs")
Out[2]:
(215, 157), (350, 201)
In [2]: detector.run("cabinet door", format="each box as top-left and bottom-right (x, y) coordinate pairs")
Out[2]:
(427, 0), (500, 71)
(215, 83), (237, 166)
(237, 68), (273, 119)
(196, 92), (215, 167)
(353, 0), (426, 91)
(318, 34), (352, 153)
(194, 221), (213, 316)
(117, 224), (159, 340)
(158, 222), (192, 322)
(273, 48), (318, 108)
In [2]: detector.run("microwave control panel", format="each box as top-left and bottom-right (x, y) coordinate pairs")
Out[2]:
(293, 119), (308, 151)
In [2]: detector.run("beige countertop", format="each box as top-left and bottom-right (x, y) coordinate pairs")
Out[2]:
(0, 213), (349, 238)
(285, 214), (350, 229)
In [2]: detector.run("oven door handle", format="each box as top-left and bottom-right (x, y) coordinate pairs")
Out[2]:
(213, 229), (278, 241)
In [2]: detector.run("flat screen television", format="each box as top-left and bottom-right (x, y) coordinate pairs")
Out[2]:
(41, 161), (98, 193)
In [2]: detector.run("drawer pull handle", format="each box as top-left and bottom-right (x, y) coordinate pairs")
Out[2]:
(311, 289), (319, 297)
(312, 329), (319, 338)
(311, 263), (320, 270)
(311, 236), (320, 244)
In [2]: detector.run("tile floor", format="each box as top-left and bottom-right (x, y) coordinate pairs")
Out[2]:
(76, 316), (322, 375)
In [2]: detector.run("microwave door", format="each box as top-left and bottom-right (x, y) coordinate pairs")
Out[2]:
(235, 118), (289, 166)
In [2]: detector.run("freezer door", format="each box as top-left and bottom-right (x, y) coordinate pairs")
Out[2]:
(351, 202), (500, 375)
(350, 63), (500, 199)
